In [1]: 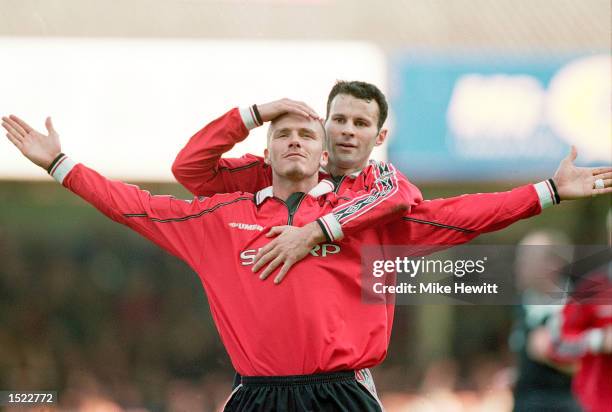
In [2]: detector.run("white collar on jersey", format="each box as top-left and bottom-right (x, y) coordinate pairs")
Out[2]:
(255, 179), (335, 206)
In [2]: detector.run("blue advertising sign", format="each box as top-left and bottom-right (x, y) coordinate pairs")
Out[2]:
(388, 53), (610, 181)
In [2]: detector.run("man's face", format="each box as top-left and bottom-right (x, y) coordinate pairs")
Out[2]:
(264, 114), (328, 180)
(324, 94), (387, 171)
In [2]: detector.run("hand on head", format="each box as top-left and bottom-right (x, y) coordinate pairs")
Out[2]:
(257, 99), (320, 123)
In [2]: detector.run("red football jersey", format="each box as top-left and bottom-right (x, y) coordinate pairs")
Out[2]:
(50, 155), (413, 376)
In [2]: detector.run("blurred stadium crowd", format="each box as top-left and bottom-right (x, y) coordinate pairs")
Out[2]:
(1, 229), (232, 411)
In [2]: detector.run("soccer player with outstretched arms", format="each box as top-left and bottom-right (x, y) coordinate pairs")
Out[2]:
(3, 112), (415, 411)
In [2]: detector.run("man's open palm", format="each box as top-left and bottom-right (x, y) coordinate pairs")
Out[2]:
(553, 146), (612, 200)
(2, 115), (61, 169)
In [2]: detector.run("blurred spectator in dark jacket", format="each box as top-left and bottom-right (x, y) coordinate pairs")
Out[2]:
(510, 230), (582, 412)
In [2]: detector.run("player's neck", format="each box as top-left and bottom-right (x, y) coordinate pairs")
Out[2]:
(272, 174), (319, 201)
(325, 161), (368, 178)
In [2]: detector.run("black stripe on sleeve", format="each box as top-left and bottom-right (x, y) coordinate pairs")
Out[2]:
(402, 216), (475, 233)
(218, 161), (262, 173)
(123, 196), (253, 223)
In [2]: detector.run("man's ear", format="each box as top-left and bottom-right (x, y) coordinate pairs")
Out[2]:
(264, 148), (271, 165)
(375, 128), (388, 146)
(319, 150), (329, 169)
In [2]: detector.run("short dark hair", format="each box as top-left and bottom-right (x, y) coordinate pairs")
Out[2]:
(326, 80), (388, 130)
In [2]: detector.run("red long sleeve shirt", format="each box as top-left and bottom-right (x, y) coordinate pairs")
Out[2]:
(50, 154), (413, 376)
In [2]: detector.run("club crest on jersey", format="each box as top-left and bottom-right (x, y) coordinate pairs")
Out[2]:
(240, 244), (341, 266)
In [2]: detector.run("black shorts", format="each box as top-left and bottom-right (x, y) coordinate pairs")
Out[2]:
(223, 370), (383, 412)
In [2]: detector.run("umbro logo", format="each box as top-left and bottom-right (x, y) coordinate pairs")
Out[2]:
(229, 222), (264, 231)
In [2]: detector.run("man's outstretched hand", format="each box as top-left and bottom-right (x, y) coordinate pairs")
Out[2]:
(553, 146), (612, 200)
(2, 115), (61, 169)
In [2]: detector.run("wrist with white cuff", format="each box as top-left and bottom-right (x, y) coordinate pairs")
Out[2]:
(47, 153), (76, 184)
(534, 179), (561, 209)
(239, 105), (263, 130)
(316, 213), (344, 243)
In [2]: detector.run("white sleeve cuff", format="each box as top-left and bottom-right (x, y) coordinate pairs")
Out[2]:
(239, 106), (262, 130)
(49, 154), (77, 184)
(587, 328), (604, 353)
(533, 180), (556, 209)
(318, 213), (344, 242)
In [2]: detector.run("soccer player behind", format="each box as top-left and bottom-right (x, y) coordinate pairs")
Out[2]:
(171, 80), (612, 396)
